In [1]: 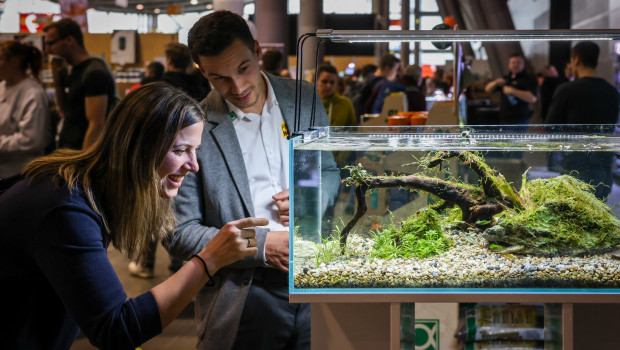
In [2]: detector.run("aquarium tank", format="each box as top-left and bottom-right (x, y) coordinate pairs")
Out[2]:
(289, 125), (620, 299)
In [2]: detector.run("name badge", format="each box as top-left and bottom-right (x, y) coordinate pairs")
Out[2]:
(281, 122), (289, 139)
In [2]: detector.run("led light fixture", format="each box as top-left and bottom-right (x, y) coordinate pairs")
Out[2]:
(316, 29), (620, 43)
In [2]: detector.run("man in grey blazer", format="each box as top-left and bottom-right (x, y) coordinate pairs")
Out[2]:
(165, 10), (339, 350)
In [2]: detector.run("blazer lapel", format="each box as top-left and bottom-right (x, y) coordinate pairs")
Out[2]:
(205, 93), (255, 217)
(267, 74), (297, 134)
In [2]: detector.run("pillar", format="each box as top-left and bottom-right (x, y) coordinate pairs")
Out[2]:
(213, 0), (244, 14)
(400, 0), (410, 67)
(255, 0), (289, 68)
(549, 0), (571, 79)
(298, 0), (324, 80)
(373, 0), (390, 62)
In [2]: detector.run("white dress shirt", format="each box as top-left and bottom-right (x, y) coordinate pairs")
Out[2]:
(0, 77), (51, 179)
(225, 73), (289, 231)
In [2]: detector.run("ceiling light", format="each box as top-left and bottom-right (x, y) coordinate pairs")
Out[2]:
(190, 0), (198, 5)
(316, 29), (620, 43)
(206, 4), (213, 9)
(136, 4), (144, 10)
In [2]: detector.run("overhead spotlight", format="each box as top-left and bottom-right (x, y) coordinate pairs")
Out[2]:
(136, 4), (144, 10)
(190, 0), (198, 5)
(154, 8), (161, 14)
(206, 4), (213, 9)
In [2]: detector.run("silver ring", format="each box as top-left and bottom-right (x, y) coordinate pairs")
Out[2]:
(247, 238), (252, 248)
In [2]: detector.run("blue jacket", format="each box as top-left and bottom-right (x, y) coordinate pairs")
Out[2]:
(0, 176), (161, 349)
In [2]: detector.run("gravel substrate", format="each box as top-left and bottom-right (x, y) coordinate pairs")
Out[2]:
(293, 231), (620, 289)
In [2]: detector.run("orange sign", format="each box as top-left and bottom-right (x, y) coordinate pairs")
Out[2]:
(19, 13), (60, 33)
(167, 4), (183, 15)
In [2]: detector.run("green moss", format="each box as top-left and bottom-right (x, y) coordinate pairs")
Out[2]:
(487, 175), (620, 255)
(370, 208), (453, 259)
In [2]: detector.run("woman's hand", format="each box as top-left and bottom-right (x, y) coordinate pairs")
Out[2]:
(151, 217), (268, 328)
(198, 217), (268, 274)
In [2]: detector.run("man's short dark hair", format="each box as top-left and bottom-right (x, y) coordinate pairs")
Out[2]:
(43, 18), (84, 48)
(404, 64), (422, 81)
(187, 10), (255, 64)
(165, 42), (192, 70)
(361, 64), (377, 77)
(509, 52), (525, 60)
(379, 54), (400, 70)
(572, 41), (599, 69)
(261, 49), (283, 72)
(146, 61), (164, 79)
(317, 64), (338, 77)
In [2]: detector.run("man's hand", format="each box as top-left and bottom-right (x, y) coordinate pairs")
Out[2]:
(265, 230), (289, 272)
(272, 189), (289, 226)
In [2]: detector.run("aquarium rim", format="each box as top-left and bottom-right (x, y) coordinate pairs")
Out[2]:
(290, 124), (620, 145)
(289, 289), (620, 303)
(316, 29), (620, 43)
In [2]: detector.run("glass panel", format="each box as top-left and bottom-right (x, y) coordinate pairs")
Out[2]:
(420, 52), (454, 66)
(291, 125), (620, 297)
(108, 12), (139, 31)
(420, 15), (444, 30)
(244, 3), (255, 15)
(289, 0), (300, 14)
(421, 0), (440, 12)
(325, 0), (372, 14)
(87, 11), (109, 33)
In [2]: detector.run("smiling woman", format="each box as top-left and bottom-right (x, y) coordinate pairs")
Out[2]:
(0, 82), (266, 349)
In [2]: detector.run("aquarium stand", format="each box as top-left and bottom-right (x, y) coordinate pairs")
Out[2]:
(307, 300), (576, 350)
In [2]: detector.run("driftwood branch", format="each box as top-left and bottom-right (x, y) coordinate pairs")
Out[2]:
(339, 151), (519, 251)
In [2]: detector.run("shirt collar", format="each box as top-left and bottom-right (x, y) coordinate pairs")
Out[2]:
(224, 71), (278, 121)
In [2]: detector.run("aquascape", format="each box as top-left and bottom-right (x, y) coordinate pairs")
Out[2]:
(293, 150), (620, 289)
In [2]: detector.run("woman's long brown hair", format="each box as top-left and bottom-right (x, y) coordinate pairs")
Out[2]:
(24, 82), (206, 260)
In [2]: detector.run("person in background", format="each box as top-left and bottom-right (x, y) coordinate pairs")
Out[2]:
(400, 64), (427, 112)
(0, 82), (264, 349)
(128, 61), (164, 93)
(347, 64), (376, 121)
(343, 67), (361, 99)
(166, 10), (339, 350)
(358, 54), (401, 116)
(316, 64), (356, 126)
(546, 41), (620, 200)
(547, 41), (619, 125)
(261, 48), (284, 77)
(0, 40), (51, 179)
(162, 42), (207, 101)
(279, 68), (292, 78)
(43, 18), (118, 150)
(540, 63), (571, 123)
(484, 53), (537, 125)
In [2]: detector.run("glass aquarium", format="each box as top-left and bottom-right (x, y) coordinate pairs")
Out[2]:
(289, 125), (620, 299)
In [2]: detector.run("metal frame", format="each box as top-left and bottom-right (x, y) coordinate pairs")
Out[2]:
(316, 28), (620, 42)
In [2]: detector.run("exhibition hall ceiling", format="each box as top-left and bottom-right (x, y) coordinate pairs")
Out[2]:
(83, 0), (253, 14)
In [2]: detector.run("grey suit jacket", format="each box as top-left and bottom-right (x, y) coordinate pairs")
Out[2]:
(167, 73), (339, 350)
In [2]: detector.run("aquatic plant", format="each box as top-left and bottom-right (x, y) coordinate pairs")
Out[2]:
(340, 150), (620, 256)
(340, 151), (520, 251)
(371, 208), (452, 259)
(484, 175), (620, 255)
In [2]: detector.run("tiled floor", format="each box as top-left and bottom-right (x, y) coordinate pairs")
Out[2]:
(70, 245), (197, 350)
